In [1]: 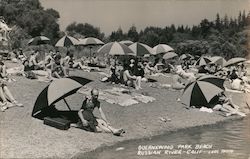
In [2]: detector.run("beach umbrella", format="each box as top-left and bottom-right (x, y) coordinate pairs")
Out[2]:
(163, 52), (178, 60)
(32, 76), (92, 118)
(181, 76), (224, 107)
(224, 57), (247, 67)
(28, 36), (50, 45)
(209, 56), (226, 67)
(129, 42), (154, 57)
(179, 54), (194, 60)
(77, 37), (104, 46)
(97, 41), (135, 56)
(119, 40), (134, 46)
(197, 75), (225, 90)
(78, 37), (104, 57)
(152, 44), (174, 55)
(55, 35), (79, 47)
(195, 56), (211, 66)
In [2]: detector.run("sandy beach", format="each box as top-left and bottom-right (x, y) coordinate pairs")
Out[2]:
(0, 64), (249, 159)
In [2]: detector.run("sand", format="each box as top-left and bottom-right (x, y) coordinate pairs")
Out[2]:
(0, 66), (249, 159)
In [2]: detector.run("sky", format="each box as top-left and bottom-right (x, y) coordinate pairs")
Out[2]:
(40, 0), (250, 35)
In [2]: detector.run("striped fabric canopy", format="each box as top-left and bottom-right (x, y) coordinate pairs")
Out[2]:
(28, 36), (50, 45)
(163, 52), (178, 60)
(55, 35), (79, 47)
(181, 75), (225, 107)
(209, 56), (226, 67)
(153, 44), (174, 55)
(98, 41), (135, 56)
(77, 37), (104, 46)
(119, 40), (134, 46)
(224, 57), (246, 67)
(195, 56), (211, 66)
(129, 42), (154, 56)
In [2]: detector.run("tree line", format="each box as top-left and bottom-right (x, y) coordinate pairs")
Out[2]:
(0, 0), (249, 59)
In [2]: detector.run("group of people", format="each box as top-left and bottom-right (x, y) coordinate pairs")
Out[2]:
(1, 48), (249, 135)
(10, 49), (107, 80)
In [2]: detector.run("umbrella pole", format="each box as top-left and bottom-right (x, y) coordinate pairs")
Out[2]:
(63, 98), (72, 111)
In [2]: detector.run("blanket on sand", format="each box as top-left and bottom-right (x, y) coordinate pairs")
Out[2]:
(78, 87), (155, 106)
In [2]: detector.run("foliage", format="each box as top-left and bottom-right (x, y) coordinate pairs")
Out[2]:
(0, 0), (60, 48)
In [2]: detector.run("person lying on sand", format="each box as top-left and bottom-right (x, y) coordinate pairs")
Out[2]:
(212, 92), (246, 117)
(71, 89), (125, 136)
(0, 78), (23, 112)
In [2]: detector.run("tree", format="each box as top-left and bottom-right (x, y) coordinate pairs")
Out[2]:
(127, 25), (139, 42)
(200, 19), (211, 38)
(215, 13), (221, 30)
(66, 22), (104, 40)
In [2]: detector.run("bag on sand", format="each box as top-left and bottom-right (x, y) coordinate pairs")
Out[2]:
(44, 117), (71, 130)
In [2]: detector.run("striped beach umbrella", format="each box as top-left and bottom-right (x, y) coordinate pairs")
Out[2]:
(119, 40), (134, 46)
(195, 56), (211, 66)
(97, 41), (135, 56)
(32, 76), (92, 118)
(152, 44), (174, 55)
(77, 37), (104, 46)
(129, 42), (154, 56)
(209, 56), (226, 67)
(179, 54), (194, 60)
(163, 52), (178, 60)
(224, 57), (246, 67)
(181, 76), (224, 107)
(28, 36), (50, 45)
(55, 35), (79, 47)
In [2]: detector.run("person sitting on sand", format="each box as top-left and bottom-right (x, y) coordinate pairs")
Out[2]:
(107, 61), (120, 84)
(44, 50), (55, 69)
(212, 92), (246, 117)
(71, 89), (125, 136)
(28, 50), (44, 70)
(51, 54), (67, 78)
(173, 65), (196, 85)
(123, 62), (142, 90)
(143, 61), (155, 75)
(0, 78), (23, 112)
(0, 55), (8, 80)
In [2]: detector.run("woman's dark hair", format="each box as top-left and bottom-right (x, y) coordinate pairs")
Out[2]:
(123, 62), (130, 70)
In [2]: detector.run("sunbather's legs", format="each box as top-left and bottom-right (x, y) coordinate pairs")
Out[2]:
(3, 86), (16, 102)
(96, 119), (123, 134)
(136, 76), (142, 89)
(0, 87), (7, 103)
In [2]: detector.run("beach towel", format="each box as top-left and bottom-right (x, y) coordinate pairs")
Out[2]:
(199, 107), (213, 113)
(225, 87), (245, 93)
(78, 87), (155, 106)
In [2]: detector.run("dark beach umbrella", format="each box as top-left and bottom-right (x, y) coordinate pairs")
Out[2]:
(197, 75), (225, 90)
(224, 57), (246, 67)
(32, 76), (92, 118)
(55, 35), (79, 47)
(181, 76), (224, 107)
(129, 42), (154, 57)
(97, 41), (135, 56)
(195, 56), (211, 66)
(28, 36), (50, 45)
